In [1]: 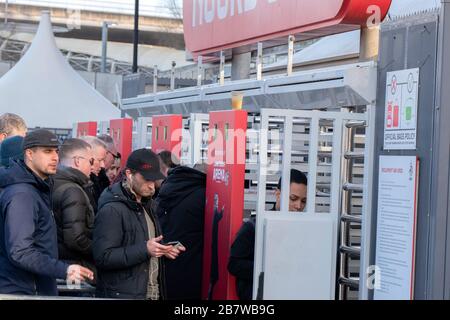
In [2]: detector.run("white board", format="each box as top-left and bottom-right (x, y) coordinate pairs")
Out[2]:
(262, 214), (336, 300)
(374, 156), (419, 300)
(383, 68), (420, 150)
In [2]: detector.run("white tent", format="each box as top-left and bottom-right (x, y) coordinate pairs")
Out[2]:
(0, 12), (120, 129)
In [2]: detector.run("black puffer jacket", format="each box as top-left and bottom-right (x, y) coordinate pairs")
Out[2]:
(154, 166), (206, 300)
(93, 181), (166, 299)
(90, 168), (110, 212)
(52, 166), (95, 267)
(227, 216), (256, 300)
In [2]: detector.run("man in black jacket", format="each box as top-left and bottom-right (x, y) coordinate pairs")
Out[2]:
(93, 149), (185, 300)
(154, 165), (206, 300)
(98, 134), (121, 185)
(0, 130), (93, 296)
(81, 136), (108, 212)
(227, 169), (307, 300)
(53, 138), (96, 272)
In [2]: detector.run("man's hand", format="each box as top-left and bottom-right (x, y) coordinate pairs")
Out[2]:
(67, 264), (94, 283)
(147, 235), (173, 257)
(164, 244), (186, 260)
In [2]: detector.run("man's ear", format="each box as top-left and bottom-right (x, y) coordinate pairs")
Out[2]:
(24, 148), (33, 162)
(73, 157), (79, 168)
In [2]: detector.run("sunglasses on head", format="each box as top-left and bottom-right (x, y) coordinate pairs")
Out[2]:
(108, 150), (121, 160)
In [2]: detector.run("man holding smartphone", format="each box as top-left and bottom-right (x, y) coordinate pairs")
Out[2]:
(93, 149), (185, 300)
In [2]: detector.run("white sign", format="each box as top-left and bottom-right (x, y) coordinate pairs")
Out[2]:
(383, 68), (420, 150)
(374, 156), (419, 300)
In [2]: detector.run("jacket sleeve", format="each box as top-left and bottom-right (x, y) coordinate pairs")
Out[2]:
(4, 192), (68, 280)
(60, 186), (93, 257)
(227, 221), (255, 281)
(93, 204), (150, 270)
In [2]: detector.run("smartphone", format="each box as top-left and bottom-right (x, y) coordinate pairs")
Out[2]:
(164, 241), (183, 248)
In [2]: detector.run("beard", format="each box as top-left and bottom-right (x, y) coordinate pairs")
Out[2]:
(130, 176), (155, 198)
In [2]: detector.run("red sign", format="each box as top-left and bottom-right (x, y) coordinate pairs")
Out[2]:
(76, 121), (97, 137)
(183, 0), (392, 56)
(110, 118), (133, 166)
(202, 110), (247, 300)
(151, 115), (183, 158)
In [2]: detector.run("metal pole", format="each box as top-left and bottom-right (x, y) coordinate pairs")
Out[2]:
(101, 22), (108, 73)
(153, 65), (158, 93)
(256, 42), (263, 80)
(287, 35), (295, 76)
(197, 55), (203, 86)
(219, 51), (225, 85)
(132, 0), (139, 73)
(170, 61), (176, 90)
(5, 0), (8, 24)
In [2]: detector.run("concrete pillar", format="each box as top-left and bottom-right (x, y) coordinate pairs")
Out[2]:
(359, 26), (380, 61)
(231, 49), (251, 80)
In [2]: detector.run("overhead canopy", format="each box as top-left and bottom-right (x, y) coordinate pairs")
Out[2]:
(0, 11), (120, 129)
(264, 30), (360, 71)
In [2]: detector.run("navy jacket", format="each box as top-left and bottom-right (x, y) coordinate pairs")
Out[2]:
(0, 160), (68, 296)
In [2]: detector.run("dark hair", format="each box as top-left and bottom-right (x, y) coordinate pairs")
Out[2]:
(277, 169), (308, 189)
(158, 150), (179, 169)
(59, 138), (92, 161)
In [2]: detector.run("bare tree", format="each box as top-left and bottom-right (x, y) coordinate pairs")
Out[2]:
(164, 0), (182, 20)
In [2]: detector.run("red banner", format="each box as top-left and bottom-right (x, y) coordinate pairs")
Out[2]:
(110, 118), (133, 165)
(202, 110), (248, 300)
(183, 0), (392, 56)
(76, 121), (97, 137)
(151, 115), (183, 158)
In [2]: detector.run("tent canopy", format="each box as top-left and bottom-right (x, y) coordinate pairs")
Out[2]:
(0, 12), (120, 129)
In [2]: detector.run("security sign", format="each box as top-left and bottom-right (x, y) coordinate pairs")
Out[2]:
(384, 68), (420, 150)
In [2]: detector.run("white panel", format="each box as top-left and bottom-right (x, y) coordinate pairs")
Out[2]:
(262, 214), (336, 300)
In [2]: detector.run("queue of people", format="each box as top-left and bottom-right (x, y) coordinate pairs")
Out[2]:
(0, 112), (307, 300)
